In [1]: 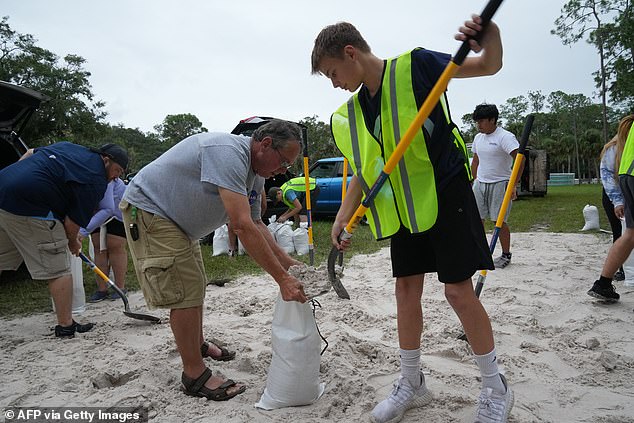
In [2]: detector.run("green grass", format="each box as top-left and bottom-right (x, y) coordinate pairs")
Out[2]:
(0, 220), (386, 317)
(0, 183), (605, 317)
(503, 184), (604, 232)
(202, 219), (387, 281)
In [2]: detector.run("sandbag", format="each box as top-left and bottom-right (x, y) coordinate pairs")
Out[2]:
(581, 204), (600, 231)
(238, 237), (246, 255)
(269, 221), (294, 254)
(212, 224), (230, 256)
(255, 294), (325, 410)
(51, 256), (85, 315)
(292, 224), (309, 256)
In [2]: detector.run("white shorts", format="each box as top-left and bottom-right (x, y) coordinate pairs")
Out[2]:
(472, 180), (512, 222)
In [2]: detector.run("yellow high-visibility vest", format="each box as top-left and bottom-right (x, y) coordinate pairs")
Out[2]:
(331, 49), (469, 239)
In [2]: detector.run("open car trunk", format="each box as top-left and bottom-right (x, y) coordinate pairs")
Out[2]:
(0, 80), (49, 170)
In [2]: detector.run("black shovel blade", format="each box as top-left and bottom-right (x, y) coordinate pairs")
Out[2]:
(123, 310), (161, 323)
(327, 246), (350, 299)
(79, 253), (161, 323)
(109, 280), (161, 323)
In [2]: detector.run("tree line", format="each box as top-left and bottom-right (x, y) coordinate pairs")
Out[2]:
(1, 0), (632, 179)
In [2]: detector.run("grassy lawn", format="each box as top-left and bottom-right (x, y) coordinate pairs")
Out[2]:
(507, 184), (604, 233)
(0, 183), (606, 317)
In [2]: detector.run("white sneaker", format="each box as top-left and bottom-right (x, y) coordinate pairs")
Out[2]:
(369, 374), (433, 423)
(474, 374), (514, 423)
(493, 253), (511, 269)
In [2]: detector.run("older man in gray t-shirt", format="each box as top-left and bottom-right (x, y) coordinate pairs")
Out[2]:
(121, 119), (306, 401)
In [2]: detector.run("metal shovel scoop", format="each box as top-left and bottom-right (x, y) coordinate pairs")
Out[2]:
(79, 253), (160, 323)
(327, 246), (350, 299)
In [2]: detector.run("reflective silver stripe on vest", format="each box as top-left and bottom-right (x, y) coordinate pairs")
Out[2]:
(388, 57), (419, 232)
(627, 160), (634, 176)
(347, 98), (383, 238)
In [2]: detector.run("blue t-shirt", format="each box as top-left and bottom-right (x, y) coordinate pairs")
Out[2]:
(357, 48), (466, 191)
(284, 189), (298, 203)
(0, 141), (108, 227)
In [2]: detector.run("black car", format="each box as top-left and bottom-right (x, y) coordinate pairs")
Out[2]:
(0, 81), (49, 274)
(0, 80), (49, 170)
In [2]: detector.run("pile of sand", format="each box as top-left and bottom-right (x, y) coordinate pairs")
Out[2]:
(1, 232), (633, 422)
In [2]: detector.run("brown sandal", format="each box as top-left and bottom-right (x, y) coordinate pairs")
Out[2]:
(201, 338), (236, 361)
(181, 368), (246, 401)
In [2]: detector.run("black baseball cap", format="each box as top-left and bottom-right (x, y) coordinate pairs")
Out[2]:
(98, 143), (129, 170)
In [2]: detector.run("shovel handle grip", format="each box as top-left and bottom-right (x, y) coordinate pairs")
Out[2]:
(454, 0), (504, 65)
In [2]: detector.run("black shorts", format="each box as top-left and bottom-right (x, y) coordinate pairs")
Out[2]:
(390, 172), (494, 283)
(92, 219), (126, 239)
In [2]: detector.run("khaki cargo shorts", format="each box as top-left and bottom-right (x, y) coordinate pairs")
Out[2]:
(120, 200), (206, 310)
(0, 208), (71, 279)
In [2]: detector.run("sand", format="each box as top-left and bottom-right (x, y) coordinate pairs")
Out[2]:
(1, 232), (634, 423)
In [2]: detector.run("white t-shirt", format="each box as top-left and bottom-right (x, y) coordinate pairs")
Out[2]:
(472, 126), (519, 183)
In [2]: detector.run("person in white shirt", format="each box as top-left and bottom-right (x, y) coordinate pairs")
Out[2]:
(470, 104), (522, 268)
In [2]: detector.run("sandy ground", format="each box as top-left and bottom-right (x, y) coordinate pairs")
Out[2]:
(1, 232), (634, 423)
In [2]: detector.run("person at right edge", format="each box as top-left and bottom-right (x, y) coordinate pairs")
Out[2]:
(588, 114), (634, 303)
(470, 103), (521, 269)
(598, 131), (627, 281)
(312, 14), (512, 423)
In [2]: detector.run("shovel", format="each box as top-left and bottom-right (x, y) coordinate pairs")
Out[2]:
(328, 0), (505, 299)
(79, 252), (161, 323)
(301, 126), (316, 266)
(456, 115), (534, 341)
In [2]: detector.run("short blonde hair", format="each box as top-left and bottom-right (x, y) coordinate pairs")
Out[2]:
(311, 22), (371, 74)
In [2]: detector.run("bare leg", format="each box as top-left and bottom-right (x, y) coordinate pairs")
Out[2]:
(171, 307), (243, 394)
(106, 234), (127, 289)
(90, 232), (109, 292)
(395, 275), (424, 349)
(499, 222), (511, 254)
(445, 279), (494, 354)
(49, 274), (73, 326)
(197, 305), (224, 357)
(601, 227), (634, 278)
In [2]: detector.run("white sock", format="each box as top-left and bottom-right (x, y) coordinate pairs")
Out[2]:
(474, 348), (505, 394)
(400, 348), (422, 388)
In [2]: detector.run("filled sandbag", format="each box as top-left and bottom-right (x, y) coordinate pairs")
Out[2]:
(255, 294), (325, 410)
(212, 224), (230, 256)
(271, 221), (295, 254)
(581, 204), (600, 231)
(292, 224), (309, 256)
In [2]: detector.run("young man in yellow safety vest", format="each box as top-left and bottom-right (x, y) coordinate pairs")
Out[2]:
(268, 176), (318, 225)
(312, 14), (512, 423)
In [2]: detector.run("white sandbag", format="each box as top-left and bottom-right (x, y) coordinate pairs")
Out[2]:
(581, 204), (600, 231)
(255, 294), (325, 410)
(212, 224), (230, 256)
(292, 225), (309, 256)
(267, 216), (281, 238)
(275, 222), (295, 254)
(70, 256), (86, 314)
(51, 255), (86, 315)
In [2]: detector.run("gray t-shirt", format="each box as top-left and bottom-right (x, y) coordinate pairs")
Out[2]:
(250, 176), (265, 221)
(123, 132), (257, 239)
